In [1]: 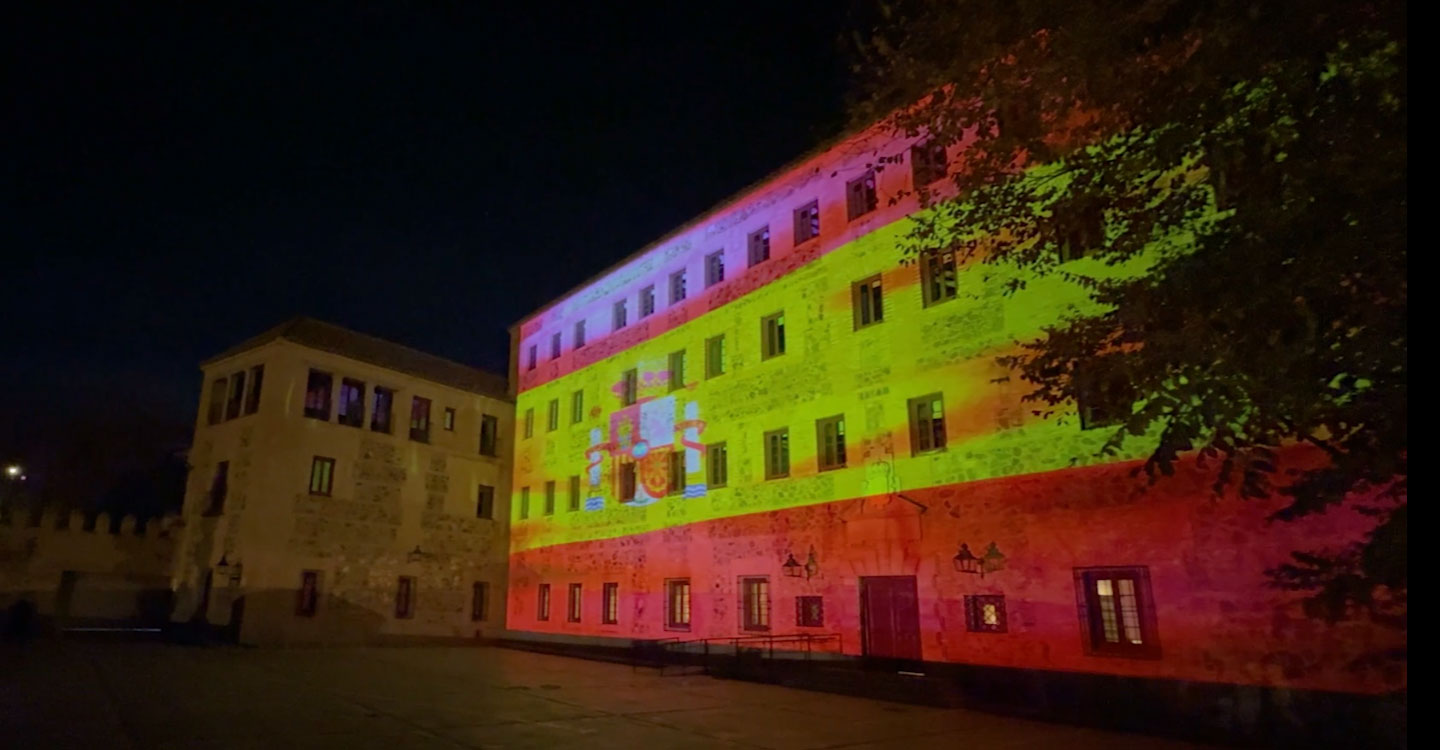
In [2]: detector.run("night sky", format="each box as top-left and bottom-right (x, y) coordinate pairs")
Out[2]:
(4, 2), (850, 505)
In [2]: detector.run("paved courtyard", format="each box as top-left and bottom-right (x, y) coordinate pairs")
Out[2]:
(1, 642), (1212, 749)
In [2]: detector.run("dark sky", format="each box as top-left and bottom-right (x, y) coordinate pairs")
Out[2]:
(3, 1), (851, 499)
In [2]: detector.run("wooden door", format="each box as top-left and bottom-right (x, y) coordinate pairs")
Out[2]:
(859, 576), (922, 661)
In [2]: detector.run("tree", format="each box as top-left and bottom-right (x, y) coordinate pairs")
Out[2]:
(846, 1), (1405, 628)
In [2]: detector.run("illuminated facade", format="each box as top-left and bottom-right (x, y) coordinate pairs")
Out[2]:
(506, 124), (1399, 705)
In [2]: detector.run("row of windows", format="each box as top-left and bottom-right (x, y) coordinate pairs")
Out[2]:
(298, 455), (500, 522)
(523, 141), (955, 372)
(302, 368), (503, 456)
(295, 572), (491, 622)
(206, 365), (265, 425)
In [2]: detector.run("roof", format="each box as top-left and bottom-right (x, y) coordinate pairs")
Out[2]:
(205, 317), (510, 401)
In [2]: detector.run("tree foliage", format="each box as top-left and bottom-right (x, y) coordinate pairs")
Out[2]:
(846, 0), (1406, 626)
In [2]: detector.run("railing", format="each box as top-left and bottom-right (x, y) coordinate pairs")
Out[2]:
(635, 632), (843, 676)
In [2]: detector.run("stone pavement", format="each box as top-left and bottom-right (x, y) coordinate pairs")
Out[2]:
(0, 642), (1214, 749)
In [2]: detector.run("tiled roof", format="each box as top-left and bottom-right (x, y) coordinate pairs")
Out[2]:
(205, 317), (509, 400)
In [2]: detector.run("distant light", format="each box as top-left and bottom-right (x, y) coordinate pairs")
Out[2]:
(4, 464), (21, 479)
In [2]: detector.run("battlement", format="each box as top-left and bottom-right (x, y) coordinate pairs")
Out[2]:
(0, 510), (184, 540)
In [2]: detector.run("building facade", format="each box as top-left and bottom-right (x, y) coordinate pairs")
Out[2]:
(171, 318), (513, 644)
(506, 125), (1401, 731)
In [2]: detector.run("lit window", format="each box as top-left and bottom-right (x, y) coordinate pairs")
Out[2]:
(304, 370), (333, 420)
(338, 378), (365, 428)
(741, 577), (770, 631)
(853, 275), (884, 329)
(567, 583), (583, 623)
(442, 406), (455, 431)
(764, 429), (790, 479)
(816, 415), (846, 471)
(602, 582), (619, 624)
(964, 594), (1007, 633)
(537, 583), (551, 621)
(308, 456), (335, 496)
(1076, 567), (1158, 657)
(793, 200), (820, 244)
(908, 393), (946, 454)
(665, 579), (691, 630)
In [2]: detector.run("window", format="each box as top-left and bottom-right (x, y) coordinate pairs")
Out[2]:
(1076, 567), (1159, 657)
(911, 139), (948, 185)
(571, 390), (584, 424)
(665, 579), (691, 630)
(479, 413), (499, 456)
(793, 201), (820, 244)
(618, 462), (637, 502)
(304, 370), (333, 420)
(667, 450), (685, 496)
(705, 250), (725, 287)
(296, 571), (320, 617)
(764, 428), (790, 479)
(526, 344), (537, 371)
(908, 393), (946, 454)
(796, 596), (824, 627)
(244, 365), (264, 415)
(547, 398), (559, 431)
(476, 484), (495, 519)
(574, 320), (587, 348)
(921, 250), (958, 306)
(519, 487), (530, 520)
(471, 581), (488, 622)
(620, 368), (638, 406)
(371, 387), (394, 434)
(523, 408), (534, 438)
(1059, 204), (1106, 262)
(537, 583), (551, 621)
(747, 226), (771, 266)
(309, 456), (335, 496)
(395, 576), (415, 619)
(847, 170), (878, 220)
(207, 378), (226, 425)
(1076, 364), (1135, 430)
(965, 595), (1008, 633)
(612, 299), (628, 331)
(705, 335), (726, 378)
(740, 577), (770, 631)
(816, 415), (847, 471)
(544, 480), (556, 516)
(550, 331), (562, 360)
(567, 583), (583, 622)
(669, 269), (687, 304)
(853, 275), (884, 329)
(204, 461), (228, 516)
(668, 350), (686, 392)
(707, 442), (728, 487)
(639, 285), (656, 318)
(443, 407), (455, 431)
(409, 397), (431, 442)
(225, 371), (245, 421)
(337, 378), (365, 428)
(568, 475), (581, 511)
(602, 582), (619, 624)
(761, 312), (786, 359)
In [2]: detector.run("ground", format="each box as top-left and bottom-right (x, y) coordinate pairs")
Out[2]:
(1, 642), (1213, 749)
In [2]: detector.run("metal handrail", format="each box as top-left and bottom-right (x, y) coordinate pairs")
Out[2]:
(642, 631), (843, 675)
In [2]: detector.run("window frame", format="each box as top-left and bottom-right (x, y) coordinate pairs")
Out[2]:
(911, 138), (948, 186)
(669, 269), (687, 304)
(243, 364), (265, 415)
(796, 595), (824, 627)
(668, 349), (686, 392)
(639, 284), (656, 318)
(537, 583), (551, 621)
(574, 319), (587, 348)
(443, 406), (456, 431)
(303, 370), (333, 421)
(852, 274), (884, 329)
(620, 368), (638, 406)
(846, 170), (878, 220)
(207, 378), (227, 425)
(763, 428), (790, 480)
(667, 450), (685, 496)
(551, 331), (562, 360)
(544, 480), (556, 516)
(664, 578), (692, 631)
(739, 576), (771, 632)
(705, 250), (725, 287)
(618, 461), (637, 502)
(1074, 566), (1161, 658)
(571, 389), (585, 423)
(816, 414), (847, 471)
(296, 570), (320, 617)
(908, 393), (947, 455)
(602, 582), (620, 624)
(371, 386), (394, 434)
(523, 407), (534, 439)
(519, 486), (530, 520)
(964, 594), (1008, 633)
(747, 226), (770, 267)
(707, 442), (728, 487)
(308, 456), (335, 497)
(612, 299), (628, 331)
(225, 370), (246, 421)
(705, 334), (726, 378)
(479, 413), (499, 455)
(760, 311), (786, 360)
(338, 378), (365, 428)
(568, 475), (582, 512)
(793, 200), (820, 244)
(567, 582), (583, 623)
(547, 398), (559, 432)
(409, 396), (431, 443)
(920, 249), (959, 307)
(471, 581), (489, 622)
(394, 576), (416, 619)
(476, 484), (495, 519)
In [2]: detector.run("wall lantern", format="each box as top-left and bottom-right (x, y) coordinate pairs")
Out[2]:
(783, 547), (821, 580)
(407, 546), (430, 563)
(215, 554), (242, 584)
(953, 542), (1006, 578)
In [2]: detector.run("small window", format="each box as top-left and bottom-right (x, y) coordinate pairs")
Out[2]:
(816, 415), (847, 471)
(568, 475), (581, 511)
(574, 320), (587, 348)
(853, 275), (884, 329)
(669, 270), (688, 304)
(620, 368), (638, 406)
(409, 397), (431, 443)
(796, 596), (824, 627)
(705, 335), (726, 378)
(908, 393), (946, 454)
(526, 344), (537, 372)
(618, 462), (637, 502)
(225, 371), (245, 421)
(523, 408), (534, 439)
(567, 583), (583, 623)
(308, 456), (335, 496)
(205, 461), (229, 516)
(550, 331), (562, 360)
(920, 250), (958, 306)
(571, 389), (584, 424)
(476, 484), (495, 519)
(602, 582), (619, 624)
(667, 450), (685, 496)
(338, 378), (365, 428)
(296, 571), (320, 617)
(243, 365), (265, 415)
(544, 480), (556, 516)
(479, 413), (500, 456)
(847, 170), (878, 220)
(793, 201), (820, 244)
(761, 312), (786, 359)
(965, 594), (1008, 633)
(639, 285), (656, 318)
(612, 299), (628, 331)
(740, 577), (770, 631)
(665, 579), (691, 630)
(537, 583), (551, 621)
(1077, 364), (1135, 430)
(911, 139), (948, 185)
(1076, 567), (1159, 658)
(304, 370), (333, 420)
(705, 250), (725, 287)
(707, 442), (728, 487)
(395, 576), (416, 619)
(519, 486), (530, 520)
(443, 407), (455, 431)
(1059, 204), (1106, 262)
(668, 350), (686, 392)
(764, 429), (790, 479)
(547, 398), (559, 431)
(207, 378), (226, 425)
(371, 387), (394, 434)
(471, 581), (489, 622)
(748, 226), (771, 266)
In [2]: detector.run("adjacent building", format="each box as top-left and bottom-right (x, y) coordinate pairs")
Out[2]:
(171, 318), (513, 644)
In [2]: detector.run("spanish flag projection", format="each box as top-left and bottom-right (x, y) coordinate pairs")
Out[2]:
(505, 123), (1400, 720)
